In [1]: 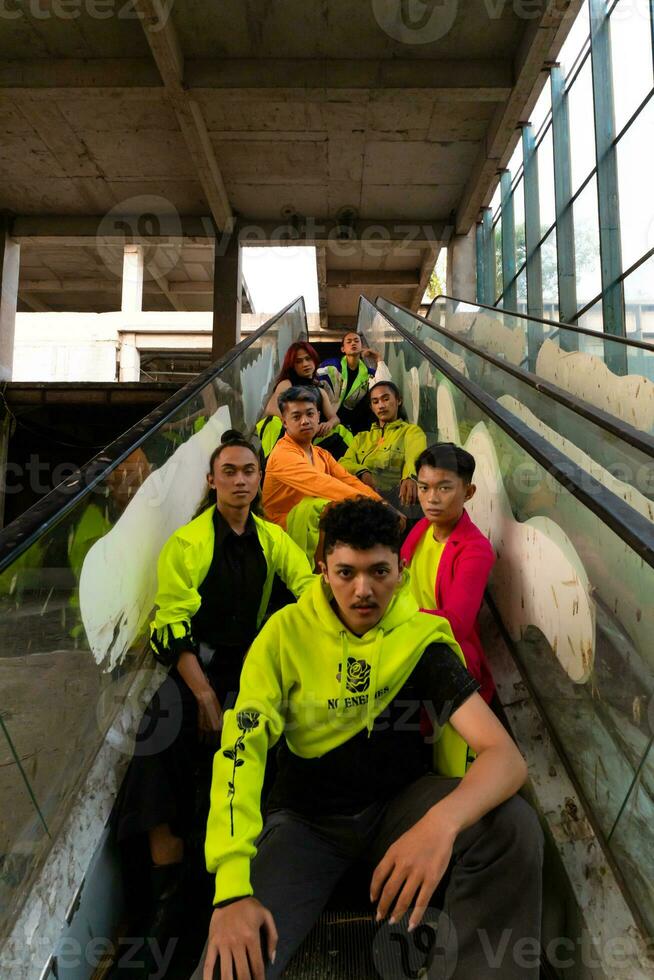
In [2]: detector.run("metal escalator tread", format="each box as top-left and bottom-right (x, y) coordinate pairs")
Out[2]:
(283, 911), (378, 979)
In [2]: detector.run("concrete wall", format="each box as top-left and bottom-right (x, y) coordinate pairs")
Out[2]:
(12, 311), (322, 382)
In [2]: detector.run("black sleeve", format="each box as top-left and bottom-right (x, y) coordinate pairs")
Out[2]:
(414, 642), (480, 728)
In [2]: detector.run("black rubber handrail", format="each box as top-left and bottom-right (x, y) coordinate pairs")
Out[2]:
(379, 298), (654, 458)
(0, 297), (307, 572)
(371, 298), (654, 569)
(429, 293), (654, 352)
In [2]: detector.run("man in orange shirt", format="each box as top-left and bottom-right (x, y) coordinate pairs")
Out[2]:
(263, 386), (381, 560)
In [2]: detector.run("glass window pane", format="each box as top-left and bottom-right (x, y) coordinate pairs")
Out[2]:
(623, 254), (654, 342)
(573, 174), (602, 307)
(610, 0), (653, 135)
(567, 55), (596, 192)
(541, 229), (559, 319)
(537, 126), (556, 236)
(616, 97), (654, 270)
(516, 267), (527, 314)
(513, 178), (526, 272)
(576, 294), (603, 332)
(531, 80), (552, 136)
(507, 139), (523, 182)
(559, 0), (590, 78)
(494, 216), (503, 300)
(490, 182), (502, 219)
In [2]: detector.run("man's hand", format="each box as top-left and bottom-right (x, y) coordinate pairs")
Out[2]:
(196, 687), (223, 744)
(362, 347), (382, 364)
(370, 809), (456, 932)
(203, 898), (278, 980)
(398, 477), (417, 507)
(358, 471), (377, 489)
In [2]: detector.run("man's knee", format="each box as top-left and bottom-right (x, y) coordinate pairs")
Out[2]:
(489, 794), (543, 868)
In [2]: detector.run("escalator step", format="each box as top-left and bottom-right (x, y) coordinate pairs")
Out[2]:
(283, 911), (378, 979)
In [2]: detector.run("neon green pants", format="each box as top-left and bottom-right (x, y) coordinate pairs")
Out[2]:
(285, 496), (330, 564)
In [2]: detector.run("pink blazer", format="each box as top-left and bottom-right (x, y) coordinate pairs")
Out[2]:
(401, 510), (495, 703)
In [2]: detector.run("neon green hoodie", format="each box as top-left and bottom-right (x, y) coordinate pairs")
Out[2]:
(150, 506), (315, 666)
(206, 572), (468, 904)
(339, 419), (427, 492)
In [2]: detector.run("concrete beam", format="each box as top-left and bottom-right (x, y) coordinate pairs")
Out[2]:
(11, 215), (213, 245)
(146, 251), (187, 312)
(410, 247), (440, 310)
(316, 246), (328, 331)
(241, 220), (447, 246)
(11, 217), (448, 247)
(19, 279), (118, 293)
(327, 269), (420, 287)
(328, 315), (358, 330)
(20, 293), (52, 313)
(133, 0), (233, 233)
(455, 0), (585, 234)
(0, 58), (512, 100)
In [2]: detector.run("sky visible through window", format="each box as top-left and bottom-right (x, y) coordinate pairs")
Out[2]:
(242, 246), (320, 314)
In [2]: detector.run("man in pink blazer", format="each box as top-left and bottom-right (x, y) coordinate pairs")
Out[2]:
(401, 442), (495, 703)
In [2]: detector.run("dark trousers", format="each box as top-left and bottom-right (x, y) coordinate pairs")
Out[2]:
(193, 775), (543, 979)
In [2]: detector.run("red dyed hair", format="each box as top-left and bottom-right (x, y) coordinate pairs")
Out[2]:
(274, 341), (321, 386)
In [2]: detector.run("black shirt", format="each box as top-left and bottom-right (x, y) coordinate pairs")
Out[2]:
(344, 364), (359, 398)
(269, 642), (480, 816)
(193, 509), (267, 652)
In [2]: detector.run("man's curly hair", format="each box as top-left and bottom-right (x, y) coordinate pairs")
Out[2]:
(320, 498), (402, 557)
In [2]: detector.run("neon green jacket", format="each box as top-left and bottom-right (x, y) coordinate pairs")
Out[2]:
(150, 506), (315, 666)
(206, 573), (469, 903)
(338, 419), (427, 492)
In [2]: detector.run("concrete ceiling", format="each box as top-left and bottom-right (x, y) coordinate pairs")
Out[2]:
(0, 0), (582, 323)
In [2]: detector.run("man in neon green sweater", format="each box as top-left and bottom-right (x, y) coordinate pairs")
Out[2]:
(195, 499), (542, 980)
(338, 380), (427, 507)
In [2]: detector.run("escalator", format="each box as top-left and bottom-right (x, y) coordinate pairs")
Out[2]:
(0, 294), (652, 979)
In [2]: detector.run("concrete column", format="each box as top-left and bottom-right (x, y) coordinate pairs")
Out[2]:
(212, 231), (241, 361)
(0, 215), (20, 381)
(446, 227), (477, 305)
(119, 331), (140, 381)
(121, 244), (144, 313)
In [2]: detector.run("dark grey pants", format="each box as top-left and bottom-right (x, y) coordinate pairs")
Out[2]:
(192, 775), (543, 979)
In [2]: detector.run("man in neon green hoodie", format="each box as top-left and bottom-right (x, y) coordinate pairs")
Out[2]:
(196, 499), (542, 980)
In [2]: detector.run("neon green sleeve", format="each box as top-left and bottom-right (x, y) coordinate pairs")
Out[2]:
(272, 525), (316, 597)
(337, 433), (366, 475)
(205, 617), (286, 903)
(401, 425), (428, 481)
(150, 533), (201, 665)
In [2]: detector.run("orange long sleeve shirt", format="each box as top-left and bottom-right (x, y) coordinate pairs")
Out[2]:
(262, 434), (381, 528)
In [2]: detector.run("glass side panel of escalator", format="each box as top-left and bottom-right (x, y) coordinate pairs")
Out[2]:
(377, 298), (654, 513)
(360, 297), (654, 933)
(428, 296), (654, 435)
(0, 298), (306, 944)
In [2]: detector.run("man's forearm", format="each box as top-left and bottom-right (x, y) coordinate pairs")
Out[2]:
(427, 745), (527, 837)
(177, 650), (212, 696)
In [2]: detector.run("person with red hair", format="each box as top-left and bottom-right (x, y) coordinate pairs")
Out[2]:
(258, 341), (352, 458)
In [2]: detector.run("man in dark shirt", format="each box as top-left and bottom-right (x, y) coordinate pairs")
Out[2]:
(317, 330), (392, 434)
(196, 499), (543, 980)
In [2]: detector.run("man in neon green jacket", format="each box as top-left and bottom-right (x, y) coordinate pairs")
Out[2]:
(115, 432), (314, 956)
(195, 498), (542, 980)
(338, 380), (427, 507)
